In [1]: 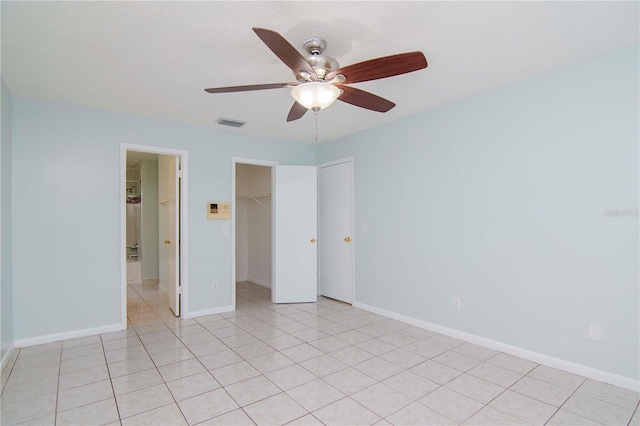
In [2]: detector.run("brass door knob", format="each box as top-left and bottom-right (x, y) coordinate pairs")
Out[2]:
(164, 240), (171, 245)
(344, 236), (351, 242)
(310, 238), (316, 243)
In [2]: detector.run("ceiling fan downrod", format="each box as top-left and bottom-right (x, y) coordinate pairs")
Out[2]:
(303, 37), (339, 81)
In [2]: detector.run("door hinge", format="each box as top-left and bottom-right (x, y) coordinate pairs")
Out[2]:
(177, 170), (183, 178)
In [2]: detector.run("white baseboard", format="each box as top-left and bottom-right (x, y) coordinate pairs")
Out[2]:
(248, 278), (271, 289)
(353, 301), (639, 392)
(183, 305), (234, 319)
(1, 342), (16, 373)
(14, 323), (124, 348)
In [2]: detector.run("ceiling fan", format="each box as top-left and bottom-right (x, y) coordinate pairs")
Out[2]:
(205, 28), (428, 123)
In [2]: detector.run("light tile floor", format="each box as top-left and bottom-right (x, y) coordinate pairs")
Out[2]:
(2, 281), (639, 425)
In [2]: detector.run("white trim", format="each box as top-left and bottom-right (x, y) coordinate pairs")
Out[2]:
(182, 305), (234, 319)
(120, 147), (127, 327)
(317, 157), (356, 304)
(353, 301), (640, 392)
(231, 157), (278, 310)
(121, 143), (189, 323)
(1, 342), (16, 373)
(14, 323), (123, 348)
(317, 157), (354, 169)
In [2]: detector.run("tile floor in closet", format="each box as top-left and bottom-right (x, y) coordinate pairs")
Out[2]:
(1, 281), (639, 425)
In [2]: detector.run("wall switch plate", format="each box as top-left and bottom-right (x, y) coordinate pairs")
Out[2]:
(222, 225), (229, 235)
(452, 297), (461, 311)
(588, 322), (602, 341)
(362, 224), (368, 233)
(212, 282), (218, 291)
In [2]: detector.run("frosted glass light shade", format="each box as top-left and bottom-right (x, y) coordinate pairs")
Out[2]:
(291, 82), (341, 110)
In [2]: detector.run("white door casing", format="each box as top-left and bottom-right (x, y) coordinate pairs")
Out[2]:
(318, 160), (354, 303)
(231, 157), (279, 310)
(272, 165), (318, 304)
(121, 143), (188, 327)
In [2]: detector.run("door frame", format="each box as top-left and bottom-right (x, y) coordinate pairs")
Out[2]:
(231, 157), (278, 310)
(317, 157), (356, 304)
(120, 143), (189, 328)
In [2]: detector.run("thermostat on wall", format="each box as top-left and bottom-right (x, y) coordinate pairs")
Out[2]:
(207, 202), (231, 220)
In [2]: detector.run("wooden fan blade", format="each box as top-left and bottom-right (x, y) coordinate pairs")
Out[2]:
(338, 85), (395, 112)
(204, 82), (295, 93)
(287, 102), (308, 122)
(253, 27), (317, 78)
(326, 51), (427, 84)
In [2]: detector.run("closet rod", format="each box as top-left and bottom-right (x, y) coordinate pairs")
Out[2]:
(236, 192), (271, 199)
(236, 193), (270, 210)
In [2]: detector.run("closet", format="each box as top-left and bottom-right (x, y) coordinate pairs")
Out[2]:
(235, 164), (272, 290)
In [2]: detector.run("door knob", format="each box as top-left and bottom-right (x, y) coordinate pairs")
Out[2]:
(310, 238), (316, 243)
(164, 240), (171, 245)
(344, 236), (351, 242)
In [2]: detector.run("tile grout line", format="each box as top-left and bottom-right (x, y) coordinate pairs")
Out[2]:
(164, 313), (230, 425)
(0, 348), (20, 397)
(233, 293), (275, 426)
(53, 341), (63, 425)
(543, 376), (587, 425)
(628, 399), (640, 426)
(129, 283), (189, 424)
(100, 331), (129, 425)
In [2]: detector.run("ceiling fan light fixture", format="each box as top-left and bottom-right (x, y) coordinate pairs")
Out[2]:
(291, 82), (342, 111)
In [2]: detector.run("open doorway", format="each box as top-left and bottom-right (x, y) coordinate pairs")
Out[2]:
(120, 144), (188, 329)
(233, 160), (276, 306)
(232, 158), (319, 308)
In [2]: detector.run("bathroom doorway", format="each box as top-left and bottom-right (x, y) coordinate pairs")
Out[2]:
(121, 144), (188, 328)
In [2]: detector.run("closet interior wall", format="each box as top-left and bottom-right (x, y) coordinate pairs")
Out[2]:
(235, 164), (272, 289)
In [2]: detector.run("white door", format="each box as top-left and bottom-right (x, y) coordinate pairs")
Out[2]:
(273, 165), (317, 303)
(319, 161), (354, 303)
(159, 155), (180, 316)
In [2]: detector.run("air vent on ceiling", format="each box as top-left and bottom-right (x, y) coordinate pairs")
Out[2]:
(217, 118), (246, 128)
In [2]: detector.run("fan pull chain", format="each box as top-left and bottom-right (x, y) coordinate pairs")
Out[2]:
(313, 107), (320, 142)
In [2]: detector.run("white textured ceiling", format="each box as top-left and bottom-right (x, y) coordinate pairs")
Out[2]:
(2, 1), (638, 143)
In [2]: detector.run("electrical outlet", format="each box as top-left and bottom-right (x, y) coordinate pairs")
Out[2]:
(588, 322), (602, 341)
(212, 282), (218, 291)
(222, 225), (229, 235)
(452, 297), (461, 311)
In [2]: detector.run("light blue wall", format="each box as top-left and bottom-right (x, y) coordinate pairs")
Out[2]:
(1, 77), (15, 360)
(140, 159), (159, 280)
(11, 101), (315, 340)
(317, 45), (639, 380)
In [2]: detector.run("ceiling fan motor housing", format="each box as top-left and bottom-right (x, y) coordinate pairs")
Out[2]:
(301, 37), (339, 81)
